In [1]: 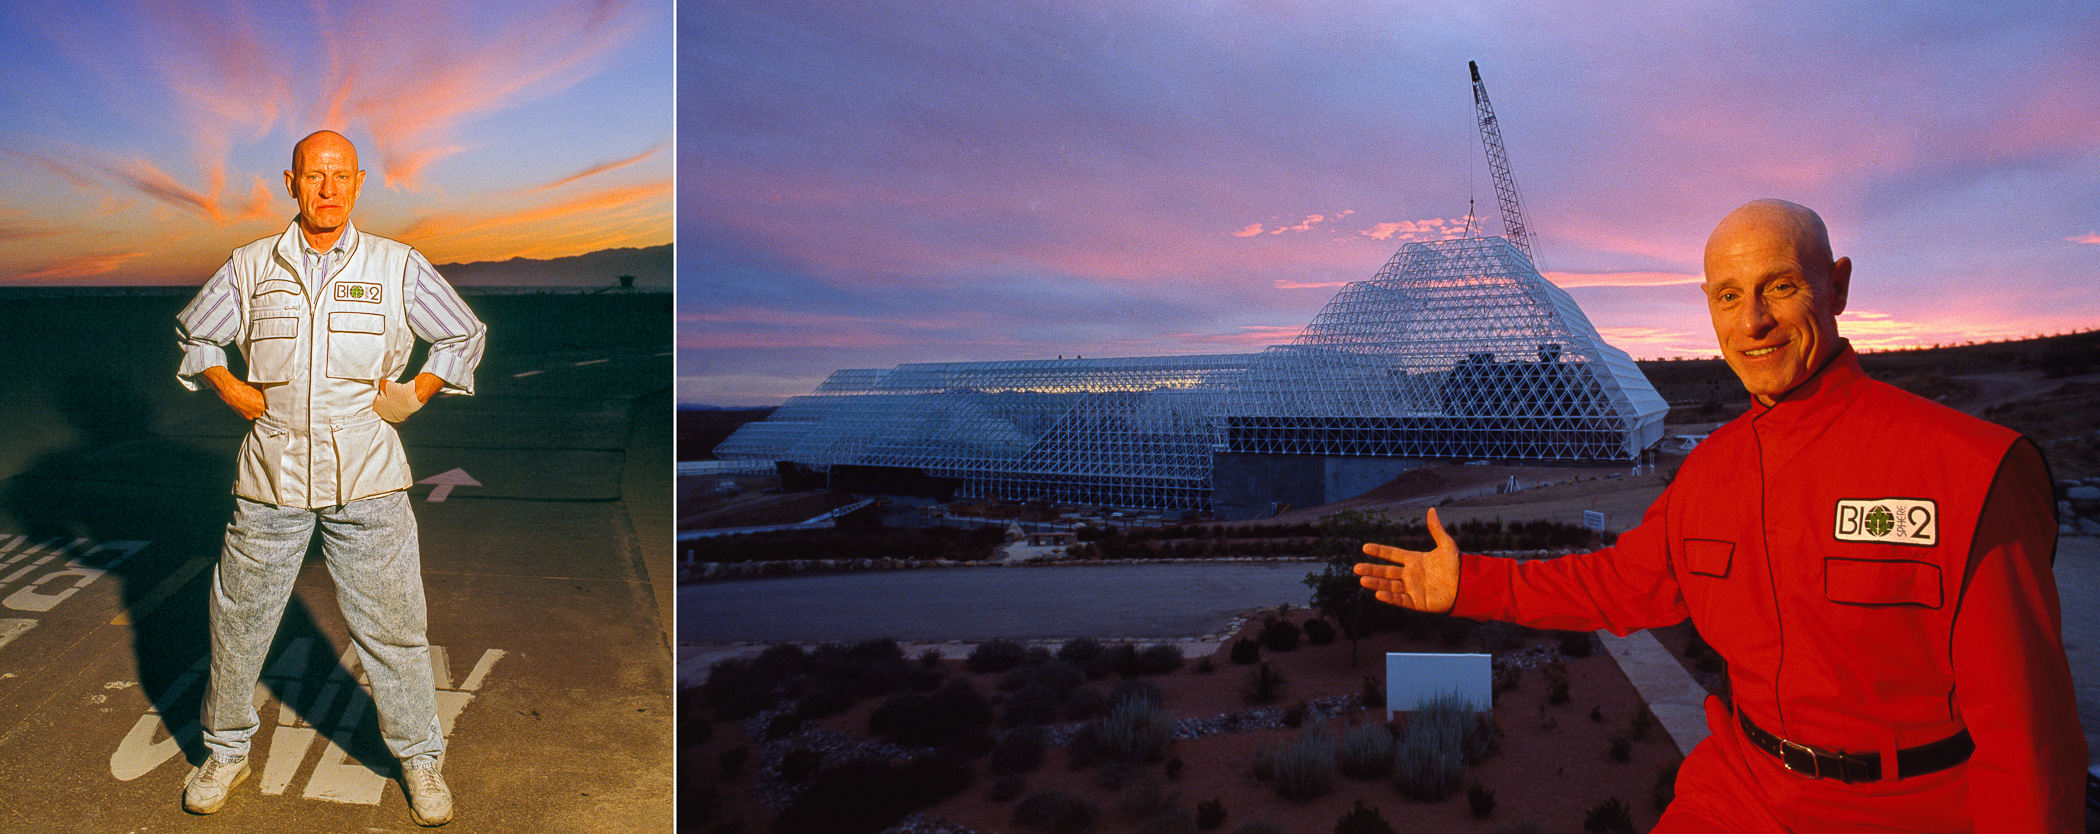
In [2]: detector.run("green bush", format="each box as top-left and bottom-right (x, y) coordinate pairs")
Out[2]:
(1229, 638), (1261, 665)
(1467, 781), (1497, 817)
(1252, 722), (1335, 802)
(1004, 683), (1062, 727)
(1066, 685), (1110, 720)
(1337, 722), (1395, 779)
(1393, 694), (1486, 800)
(969, 640), (1030, 673)
(1014, 788), (1101, 834)
(1109, 679), (1164, 710)
(1260, 618), (1302, 652)
(1058, 637), (1105, 666)
(1583, 797), (1634, 834)
(1303, 618), (1337, 645)
(1071, 696), (1176, 766)
(1230, 823), (1284, 834)
(870, 678), (993, 747)
(1243, 661), (1287, 705)
(1332, 800), (1397, 834)
(991, 724), (1048, 774)
(773, 751), (976, 834)
(1138, 644), (1185, 676)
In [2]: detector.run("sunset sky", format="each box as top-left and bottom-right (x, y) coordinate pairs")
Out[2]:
(1, 0), (673, 287)
(681, 0), (2100, 407)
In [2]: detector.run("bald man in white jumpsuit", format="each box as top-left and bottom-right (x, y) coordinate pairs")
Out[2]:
(174, 131), (485, 827)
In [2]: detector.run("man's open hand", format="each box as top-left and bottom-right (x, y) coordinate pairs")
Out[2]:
(202, 366), (266, 421)
(1355, 507), (1461, 614)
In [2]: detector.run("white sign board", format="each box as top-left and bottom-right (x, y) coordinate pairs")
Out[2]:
(1385, 652), (1492, 718)
(1583, 510), (1606, 532)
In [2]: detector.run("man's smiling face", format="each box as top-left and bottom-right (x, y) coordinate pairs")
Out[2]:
(1702, 200), (1851, 405)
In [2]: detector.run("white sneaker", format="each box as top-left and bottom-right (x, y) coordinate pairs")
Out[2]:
(402, 760), (454, 826)
(183, 756), (251, 814)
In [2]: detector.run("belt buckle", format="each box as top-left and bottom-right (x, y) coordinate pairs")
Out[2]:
(1779, 739), (1824, 779)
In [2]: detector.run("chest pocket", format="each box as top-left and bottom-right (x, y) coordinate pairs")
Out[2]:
(326, 311), (388, 381)
(245, 280), (304, 384)
(1684, 538), (1733, 578)
(1825, 557), (1943, 609)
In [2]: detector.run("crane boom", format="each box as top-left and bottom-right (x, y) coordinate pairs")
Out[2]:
(1469, 61), (1534, 260)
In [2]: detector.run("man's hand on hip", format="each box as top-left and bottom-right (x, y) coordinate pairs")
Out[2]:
(1355, 507), (1462, 614)
(201, 366), (266, 421)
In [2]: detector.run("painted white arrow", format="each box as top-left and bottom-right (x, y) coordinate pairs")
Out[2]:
(416, 468), (481, 503)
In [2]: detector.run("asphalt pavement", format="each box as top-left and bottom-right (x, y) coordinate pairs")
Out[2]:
(0, 290), (673, 833)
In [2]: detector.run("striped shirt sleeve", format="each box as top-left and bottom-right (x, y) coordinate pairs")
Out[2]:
(175, 259), (242, 391)
(403, 250), (487, 395)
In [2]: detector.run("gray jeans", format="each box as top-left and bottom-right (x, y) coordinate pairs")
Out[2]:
(201, 490), (443, 766)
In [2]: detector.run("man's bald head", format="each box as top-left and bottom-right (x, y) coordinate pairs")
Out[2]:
(285, 130), (366, 250)
(292, 130), (359, 172)
(1701, 199), (1852, 405)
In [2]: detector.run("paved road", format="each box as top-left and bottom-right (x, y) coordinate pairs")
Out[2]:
(0, 290), (673, 833)
(680, 561), (1318, 645)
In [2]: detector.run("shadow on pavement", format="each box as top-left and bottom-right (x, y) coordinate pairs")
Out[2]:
(1, 371), (395, 773)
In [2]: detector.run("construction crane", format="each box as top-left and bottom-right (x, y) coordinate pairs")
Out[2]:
(1469, 60), (1535, 261)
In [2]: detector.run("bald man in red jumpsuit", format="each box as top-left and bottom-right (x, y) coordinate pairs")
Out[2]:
(1357, 199), (2085, 832)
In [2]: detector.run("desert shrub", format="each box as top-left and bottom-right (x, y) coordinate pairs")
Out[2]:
(1066, 685), (1110, 720)
(779, 747), (824, 784)
(1260, 617), (1302, 652)
(1243, 661), (1287, 705)
(1631, 707), (1655, 741)
(1281, 701), (1308, 728)
(969, 640), (1030, 673)
(764, 712), (805, 739)
(1119, 772), (1181, 820)
(1071, 697), (1176, 766)
(1166, 756), (1184, 780)
(1590, 706), (1605, 723)
(1194, 656), (1215, 674)
(1303, 617), (1337, 645)
(1493, 664), (1522, 692)
(1014, 788), (1100, 834)
(680, 710), (714, 748)
(1608, 734), (1633, 763)
(1556, 629), (1596, 658)
(1000, 667), (1036, 692)
(1653, 760), (1680, 811)
(1230, 823), (1284, 834)
(773, 751), (975, 834)
(1034, 659), (1087, 695)
(795, 684), (856, 719)
(1359, 675), (1385, 710)
(1475, 621), (1532, 653)
(1004, 683), (1063, 727)
(1138, 644), (1185, 676)
(1058, 637), (1105, 666)
(1109, 679), (1164, 710)
(1583, 797), (1635, 834)
(1542, 662), (1571, 705)
(1025, 645), (1055, 667)
(1393, 694), (1486, 800)
(1332, 800), (1397, 834)
(1097, 761), (1140, 791)
(1467, 781), (1497, 817)
(1195, 798), (1227, 831)
(717, 746), (748, 778)
(1337, 722), (1395, 779)
(992, 724), (1048, 775)
(918, 648), (944, 668)
(1252, 722), (1335, 802)
(1229, 638), (1261, 665)
(871, 678), (993, 748)
(990, 773), (1028, 802)
(905, 662), (945, 692)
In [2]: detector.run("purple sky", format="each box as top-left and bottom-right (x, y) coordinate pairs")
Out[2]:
(680, 1), (2100, 406)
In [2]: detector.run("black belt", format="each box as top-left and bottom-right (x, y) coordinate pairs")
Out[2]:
(1737, 711), (1973, 783)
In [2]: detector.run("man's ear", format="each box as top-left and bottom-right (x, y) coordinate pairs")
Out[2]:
(1828, 256), (1852, 316)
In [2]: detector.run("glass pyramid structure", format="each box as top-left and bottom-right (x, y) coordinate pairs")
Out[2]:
(715, 235), (1667, 513)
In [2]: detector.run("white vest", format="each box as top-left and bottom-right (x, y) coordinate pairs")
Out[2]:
(225, 223), (417, 508)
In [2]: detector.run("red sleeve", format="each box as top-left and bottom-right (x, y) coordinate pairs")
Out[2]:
(1950, 439), (2085, 832)
(1450, 484), (1689, 636)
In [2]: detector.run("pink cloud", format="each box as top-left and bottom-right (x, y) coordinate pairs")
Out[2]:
(1272, 279), (1349, 290)
(2066, 232), (2100, 245)
(1360, 217), (1467, 241)
(1230, 223), (1264, 238)
(1545, 271), (1704, 288)
(11, 251), (149, 283)
(526, 142), (669, 194)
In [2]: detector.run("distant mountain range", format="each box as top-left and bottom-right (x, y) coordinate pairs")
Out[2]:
(437, 244), (670, 289)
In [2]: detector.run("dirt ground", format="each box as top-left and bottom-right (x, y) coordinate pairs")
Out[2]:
(689, 610), (1682, 834)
